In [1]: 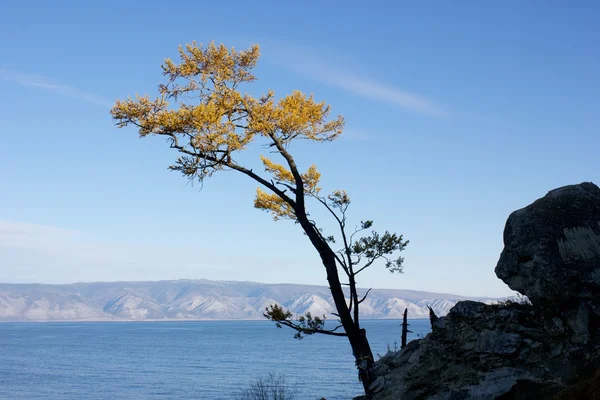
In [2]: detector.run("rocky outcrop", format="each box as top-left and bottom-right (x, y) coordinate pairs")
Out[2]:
(364, 182), (600, 400)
(495, 182), (600, 305)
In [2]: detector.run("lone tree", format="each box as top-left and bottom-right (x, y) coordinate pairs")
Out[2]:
(111, 42), (408, 394)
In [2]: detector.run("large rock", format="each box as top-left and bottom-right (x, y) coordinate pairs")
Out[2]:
(495, 182), (600, 305)
(365, 300), (596, 400)
(362, 183), (600, 400)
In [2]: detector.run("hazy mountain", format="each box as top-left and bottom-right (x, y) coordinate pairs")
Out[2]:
(0, 279), (497, 322)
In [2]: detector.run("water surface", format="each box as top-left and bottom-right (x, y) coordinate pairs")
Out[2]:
(0, 319), (430, 399)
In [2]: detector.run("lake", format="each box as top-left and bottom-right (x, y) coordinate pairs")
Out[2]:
(0, 319), (430, 400)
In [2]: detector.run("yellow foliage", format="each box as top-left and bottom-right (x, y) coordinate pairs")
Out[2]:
(254, 188), (296, 221)
(260, 155), (294, 184)
(259, 156), (321, 194)
(302, 165), (322, 194)
(162, 41), (260, 89)
(111, 41), (344, 219)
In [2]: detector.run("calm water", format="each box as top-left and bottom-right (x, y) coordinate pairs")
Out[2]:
(0, 320), (430, 400)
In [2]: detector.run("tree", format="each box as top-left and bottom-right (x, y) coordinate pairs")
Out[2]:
(111, 41), (408, 394)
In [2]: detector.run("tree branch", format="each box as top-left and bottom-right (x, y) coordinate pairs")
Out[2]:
(313, 195), (354, 271)
(277, 320), (348, 337)
(159, 131), (296, 207)
(358, 288), (372, 304)
(264, 131), (304, 202)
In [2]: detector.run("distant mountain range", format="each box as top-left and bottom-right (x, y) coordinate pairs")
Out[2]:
(0, 279), (498, 322)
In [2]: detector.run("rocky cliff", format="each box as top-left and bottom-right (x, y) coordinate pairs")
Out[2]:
(363, 182), (600, 400)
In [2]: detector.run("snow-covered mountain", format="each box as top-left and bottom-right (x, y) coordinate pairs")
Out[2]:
(0, 279), (498, 322)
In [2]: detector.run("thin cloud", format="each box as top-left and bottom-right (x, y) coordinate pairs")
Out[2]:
(0, 69), (112, 107)
(266, 44), (449, 117)
(324, 71), (449, 117)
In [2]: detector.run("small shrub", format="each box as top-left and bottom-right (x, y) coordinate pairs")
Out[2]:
(387, 340), (400, 353)
(237, 372), (298, 400)
(494, 292), (532, 307)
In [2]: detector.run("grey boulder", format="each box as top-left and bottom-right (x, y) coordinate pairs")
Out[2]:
(495, 182), (600, 305)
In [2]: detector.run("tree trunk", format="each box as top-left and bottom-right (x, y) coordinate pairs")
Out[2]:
(322, 256), (376, 393)
(401, 308), (409, 349)
(297, 216), (376, 394)
(352, 328), (376, 393)
(296, 219), (377, 394)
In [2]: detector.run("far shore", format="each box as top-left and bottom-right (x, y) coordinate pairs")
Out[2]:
(0, 317), (429, 323)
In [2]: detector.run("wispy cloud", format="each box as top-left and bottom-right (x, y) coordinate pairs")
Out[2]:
(0, 69), (112, 107)
(322, 71), (449, 117)
(266, 44), (449, 117)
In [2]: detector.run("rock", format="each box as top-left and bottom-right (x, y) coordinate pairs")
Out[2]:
(374, 363), (390, 376)
(469, 368), (539, 398)
(366, 183), (600, 400)
(523, 339), (543, 350)
(554, 369), (600, 399)
(495, 182), (600, 305)
(552, 317), (565, 331)
(391, 339), (420, 367)
(549, 341), (563, 358)
(433, 316), (447, 329)
(449, 300), (487, 318)
(462, 341), (476, 351)
(566, 303), (590, 344)
(369, 376), (386, 393)
(475, 330), (521, 355)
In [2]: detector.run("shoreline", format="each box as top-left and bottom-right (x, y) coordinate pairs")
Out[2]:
(0, 317), (429, 324)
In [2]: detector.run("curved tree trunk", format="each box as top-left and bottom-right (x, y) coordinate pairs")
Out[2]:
(296, 209), (377, 394)
(309, 233), (377, 392)
(353, 328), (376, 393)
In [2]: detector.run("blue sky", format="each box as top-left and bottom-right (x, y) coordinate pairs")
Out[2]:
(1, 1), (598, 297)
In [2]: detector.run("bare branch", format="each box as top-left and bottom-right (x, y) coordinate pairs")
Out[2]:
(358, 288), (373, 304)
(354, 259), (377, 275)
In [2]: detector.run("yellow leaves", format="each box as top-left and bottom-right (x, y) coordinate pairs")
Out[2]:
(112, 40), (345, 214)
(302, 165), (321, 194)
(254, 188), (296, 221)
(244, 90), (345, 144)
(260, 155), (294, 183)
(246, 97), (276, 136)
(162, 41), (260, 87)
(113, 42), (345, 152)
(274, 91), (345, 142)
(260, 156), (321, 195)
(111, 95), (168, 135)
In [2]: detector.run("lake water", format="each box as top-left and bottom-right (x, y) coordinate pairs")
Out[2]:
(0, 320), (430, 400)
